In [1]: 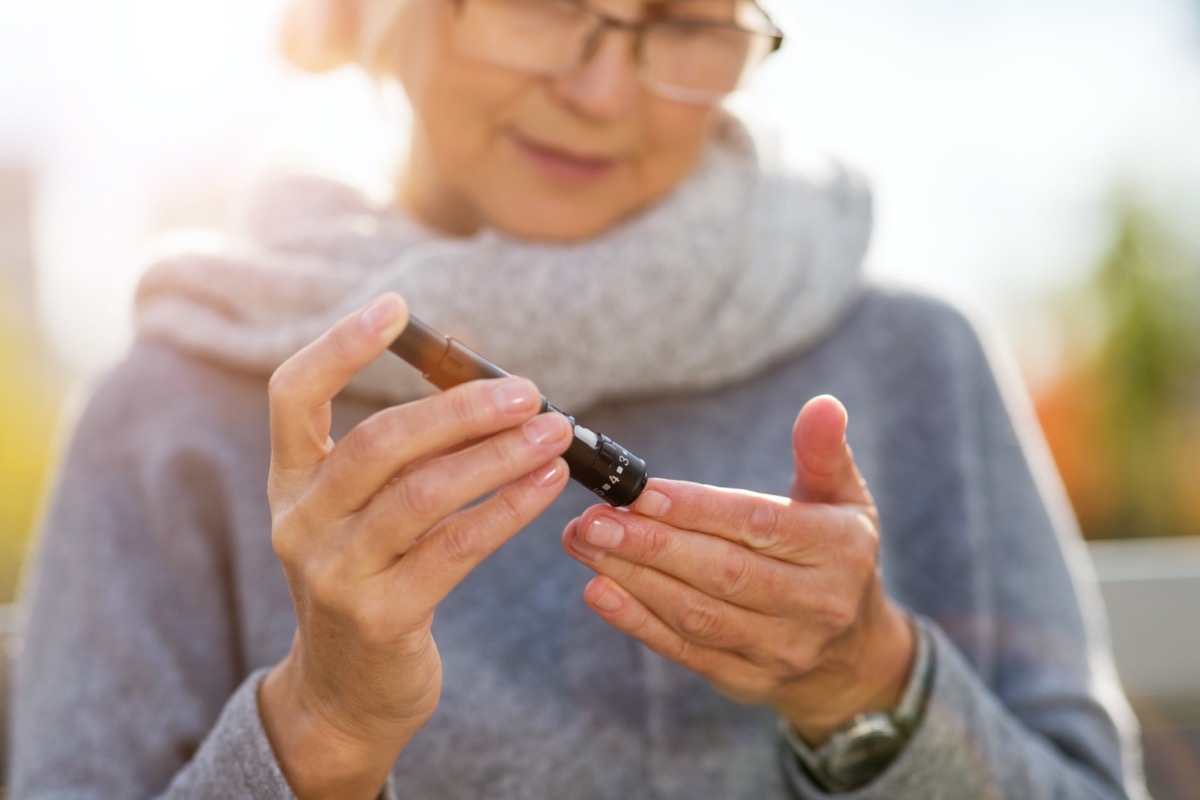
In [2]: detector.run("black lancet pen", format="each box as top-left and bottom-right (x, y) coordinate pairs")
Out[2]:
(388, 315), (649, 507)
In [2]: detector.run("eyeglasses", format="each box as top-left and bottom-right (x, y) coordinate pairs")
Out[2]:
(448, 0), (785, 104)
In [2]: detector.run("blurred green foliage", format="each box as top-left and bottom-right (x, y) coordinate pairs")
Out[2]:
(1035, 193), (1200, 539)
(0, 298), (64, 601)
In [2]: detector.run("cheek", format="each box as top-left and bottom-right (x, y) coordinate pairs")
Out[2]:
(394, 3), (527, 179)
(419, 66), (532, 179)
(639, 103), (719, 192)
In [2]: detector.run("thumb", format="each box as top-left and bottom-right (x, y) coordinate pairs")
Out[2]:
(789, 395), (873, 507)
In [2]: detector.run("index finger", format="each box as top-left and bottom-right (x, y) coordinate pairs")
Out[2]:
(627, 478), (798, 557)
(268, 293), (409, 471)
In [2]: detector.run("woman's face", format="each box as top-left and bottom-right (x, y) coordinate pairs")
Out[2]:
(388, 0), (721, 241)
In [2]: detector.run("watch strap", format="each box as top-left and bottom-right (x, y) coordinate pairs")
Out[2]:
(781, 618), (934, 792)
(890, 616), (934, 735)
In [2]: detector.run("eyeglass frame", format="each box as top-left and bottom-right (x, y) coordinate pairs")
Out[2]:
(446, 0), (786, 104)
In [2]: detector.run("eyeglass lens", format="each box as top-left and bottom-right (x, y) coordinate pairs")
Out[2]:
(451, 0), (777, 102)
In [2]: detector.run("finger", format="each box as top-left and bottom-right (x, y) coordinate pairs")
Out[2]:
(623, 480), (876, 565)
(563, 522), (762, 652)
(389, 457), (570, 616)
(353, 412), (573, 561)
(269, 293), (409, 471)
(566, 510), (878, 649)
(313, 377), (544, 515)
(789, 395), (872, 506)
(565, 510), (810, 615)
(626, 480), (806, 559)
(576, 574), (768, 697)
(569, 533), (835, 682)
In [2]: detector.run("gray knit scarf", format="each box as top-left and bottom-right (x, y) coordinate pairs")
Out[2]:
(135, 113), (872, 411)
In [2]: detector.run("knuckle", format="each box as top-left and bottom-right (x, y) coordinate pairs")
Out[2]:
(813, 592), (857, 634)
(619, 602), (654, 639)
(679, 597), (724, 642)
(777, 642), (820, 676)
(747, 499), (777, 535)
(488, 430), (531, 474)
(744, 502), (784, 550)
(716, 546), (755, 600)
(395, 471), (441, 520)
(491, 483), (531, 524)
(639, 524), (675, 563)
(438, 519), (484, 565)
(347, 406), (418, 469)
(446, 383), (491, 430)
(345, 425), (390, 467)
(669, 635), (702, 668)
(267, 363), (297, 412)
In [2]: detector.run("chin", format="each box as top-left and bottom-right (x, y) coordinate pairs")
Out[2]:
(499, 216), (621, 243)
(481, 199), (627, 243)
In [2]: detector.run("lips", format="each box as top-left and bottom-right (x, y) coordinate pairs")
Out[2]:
(511, 133), (618, 183)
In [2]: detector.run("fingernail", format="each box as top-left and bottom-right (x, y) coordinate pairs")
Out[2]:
(530, 460), (564, 487)
(590, 581), (623, 613)
(361, 295), (399, 332)
(634, 489), (670, 518)
(492, 380), (539, 412)
(524, 413), (565, 445)
(584, 516), (625, 549)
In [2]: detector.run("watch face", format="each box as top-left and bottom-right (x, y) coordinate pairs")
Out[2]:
(823, 715), (906, 790)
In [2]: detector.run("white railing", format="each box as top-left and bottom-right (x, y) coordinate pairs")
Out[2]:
(1089, 537), (1200, 717)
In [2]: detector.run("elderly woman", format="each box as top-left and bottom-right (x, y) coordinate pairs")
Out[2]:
(11, 1), (1147, 798)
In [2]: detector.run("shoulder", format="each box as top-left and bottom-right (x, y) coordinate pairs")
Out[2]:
(32, 342), (276, 592)
(849, 282), (989, 345)
(231, 170), (389, 248)
(65, 340), (270, 475)
(827, 281), (1012, 389)
(784, 281), (1037, 466)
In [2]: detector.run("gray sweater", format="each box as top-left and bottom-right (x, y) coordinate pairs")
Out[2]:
(10, 286), (1147, 799)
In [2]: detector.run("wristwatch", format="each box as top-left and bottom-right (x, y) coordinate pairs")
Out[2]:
(780, 623), (933, 793)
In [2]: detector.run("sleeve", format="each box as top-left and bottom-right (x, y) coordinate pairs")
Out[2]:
(7, 354), (398, 800)
(8, 363), (289, 798)
(778, 300), (1149, 800)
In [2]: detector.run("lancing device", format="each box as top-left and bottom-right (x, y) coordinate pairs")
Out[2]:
(388, 315), (649, 507)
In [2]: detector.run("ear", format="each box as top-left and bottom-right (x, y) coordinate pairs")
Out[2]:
(279, 0), (363, 73)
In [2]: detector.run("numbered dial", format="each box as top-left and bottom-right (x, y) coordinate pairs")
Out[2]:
(562, 423), (648, 508)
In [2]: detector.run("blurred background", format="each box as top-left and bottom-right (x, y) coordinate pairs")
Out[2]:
(1, 0), (1198, 792)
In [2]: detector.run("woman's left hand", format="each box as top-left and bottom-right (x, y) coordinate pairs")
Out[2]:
(562, 395), (915, 744)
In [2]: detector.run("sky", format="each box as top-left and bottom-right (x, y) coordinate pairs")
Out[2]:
(1, 0), (1198, 376)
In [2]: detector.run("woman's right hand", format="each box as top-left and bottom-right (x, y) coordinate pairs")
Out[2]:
(258, 293), (573, 800)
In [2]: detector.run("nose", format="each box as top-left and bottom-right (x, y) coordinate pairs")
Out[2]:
(549, 26), (640, 121)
